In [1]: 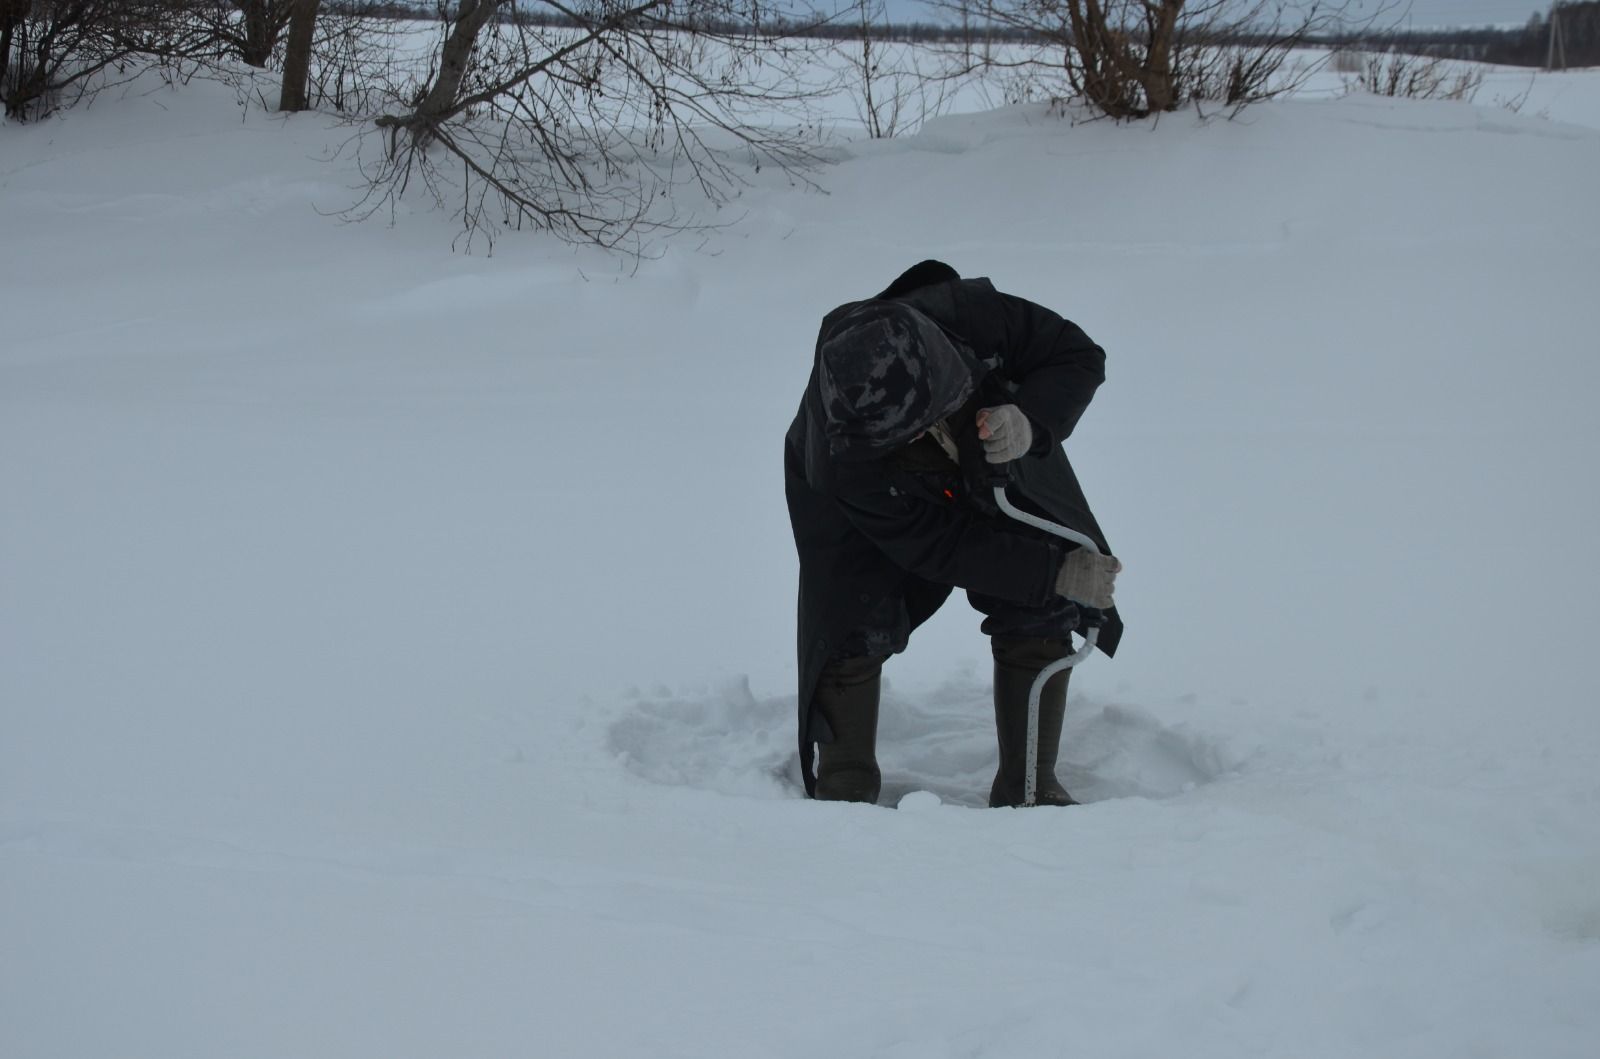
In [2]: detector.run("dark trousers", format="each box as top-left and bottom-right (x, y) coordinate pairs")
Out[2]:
(830, 580), (1080, 665)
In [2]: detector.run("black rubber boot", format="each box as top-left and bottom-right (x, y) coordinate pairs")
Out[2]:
(989, 637), (1078, 808)
(813, 654), (884, 804)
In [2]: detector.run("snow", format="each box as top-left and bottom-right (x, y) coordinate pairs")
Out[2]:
(5, 55), (1600, 1058)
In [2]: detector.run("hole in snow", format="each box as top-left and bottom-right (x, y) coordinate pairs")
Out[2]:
(609, 672), (1235, 807)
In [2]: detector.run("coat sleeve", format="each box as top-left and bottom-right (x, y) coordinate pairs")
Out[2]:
(961, 285), (1106, 449)
(833, 469), (1062, 606)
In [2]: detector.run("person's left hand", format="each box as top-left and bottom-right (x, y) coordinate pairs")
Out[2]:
(976, 405), (1032, 464)
(1055, 550), (1121, 609)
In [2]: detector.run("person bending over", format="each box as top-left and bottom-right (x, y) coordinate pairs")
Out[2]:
(783, 260), (1123, 806)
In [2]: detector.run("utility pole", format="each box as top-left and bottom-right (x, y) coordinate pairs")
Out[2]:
(1546, 2), (1567, 71)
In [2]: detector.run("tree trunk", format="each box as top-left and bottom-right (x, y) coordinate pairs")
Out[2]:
(374, 0), (502, 144)
(277, 0), (319, 112)
(1141, 0), (1181, 113)
(11, 7), (57, 122)
(240, 0), (281, 69)
(412, 0), (502, 123)
(0, 0), (36, 108)
(0, 10), (17, 100)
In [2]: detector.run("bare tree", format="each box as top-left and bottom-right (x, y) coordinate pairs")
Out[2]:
(935, 0), (1388, 121)
(363, 0), (834, 250)
(277, 0), (319, 110)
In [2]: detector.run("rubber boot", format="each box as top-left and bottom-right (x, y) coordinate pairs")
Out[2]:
(813, 654), (883, 804)
(989, 636), (1078, 808)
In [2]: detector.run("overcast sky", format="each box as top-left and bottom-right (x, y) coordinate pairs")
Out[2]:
(883, 0), (1550, 28)
(1388, 0), (1546, 24)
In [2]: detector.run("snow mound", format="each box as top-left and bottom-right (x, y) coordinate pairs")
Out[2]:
(609, 671), (1238, 807)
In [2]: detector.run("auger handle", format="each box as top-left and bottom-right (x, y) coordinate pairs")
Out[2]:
(991, 482), (1101, 807)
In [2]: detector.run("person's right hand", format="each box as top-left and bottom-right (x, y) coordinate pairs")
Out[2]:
(1055, 549), (1121, 609)
(976, 405), (1032, 464)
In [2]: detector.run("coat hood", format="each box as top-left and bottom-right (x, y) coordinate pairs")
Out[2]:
(877, 258), (961, 300)
(817, 300), (977, 460)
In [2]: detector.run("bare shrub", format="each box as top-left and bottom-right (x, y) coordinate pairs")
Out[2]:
(842, 0), (968, 138)
(185, 0), (295, 68)
(1345, 49), (1483, 102)
(935, 0), (1389, 121)
(0, 1), (209, 121)
(300, 7), (414, 114)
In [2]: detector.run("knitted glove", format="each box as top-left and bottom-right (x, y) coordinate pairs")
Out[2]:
(1055, 549), (1121, 609)
(976, 404), (1033, 464)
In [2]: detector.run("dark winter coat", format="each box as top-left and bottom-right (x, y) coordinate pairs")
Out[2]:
(784, 261), (1123, 796)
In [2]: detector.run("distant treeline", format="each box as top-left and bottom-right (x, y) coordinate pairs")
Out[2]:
(1322, 1), (1600, 69)
(330, 0), (1600, 68)
(323, 2), (1042, 43)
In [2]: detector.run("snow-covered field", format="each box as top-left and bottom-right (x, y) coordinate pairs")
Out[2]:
(4, 50), (1599, 1059)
